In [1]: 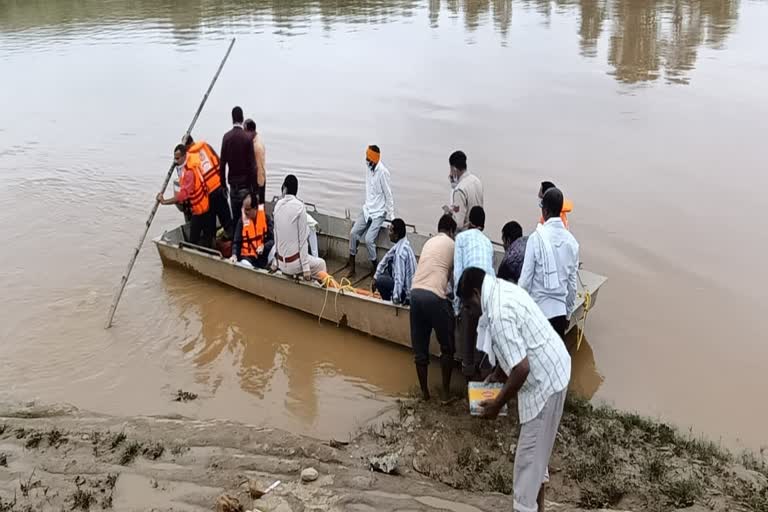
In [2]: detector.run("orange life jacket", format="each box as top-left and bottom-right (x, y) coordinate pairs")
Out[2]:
(188, 141), (221, 193)
(241, 205), (268, 257)
(539, 198), (573, 229)
(182, 156), (209, 216)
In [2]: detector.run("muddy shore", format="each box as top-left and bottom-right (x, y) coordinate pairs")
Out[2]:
(0, 397), (765, 512)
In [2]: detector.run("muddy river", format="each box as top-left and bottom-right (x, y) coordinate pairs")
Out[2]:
(1, 0), (766, 449)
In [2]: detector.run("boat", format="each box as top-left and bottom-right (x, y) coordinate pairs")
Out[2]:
(153, 200), (607, 353)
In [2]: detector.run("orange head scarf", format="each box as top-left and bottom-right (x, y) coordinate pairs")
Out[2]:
(366, 146), (381, 166)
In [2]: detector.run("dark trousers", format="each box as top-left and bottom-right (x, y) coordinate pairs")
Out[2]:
(375, 274), (408, 304)
(189, 211), (215, 248)
(210, 187), (233, 237)
(410, 289), (455, 367)
(459, 305), (481, 377)
(229, 185), (251, 238)
(243, 240), (274, 269)
(549, 315), (568, 341)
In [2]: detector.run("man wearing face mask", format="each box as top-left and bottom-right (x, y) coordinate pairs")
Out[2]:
(444, 150), (483, 230)
(346, 145), (395, 277)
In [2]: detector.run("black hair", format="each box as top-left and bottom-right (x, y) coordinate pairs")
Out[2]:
(283, 174), (299, 196)
(369, 144), (380, 153)
(391, 218), (407, 239)
(542, 187), (564, 217)
(541, 181), (556, 194)
(502, 221), (523, 243)
(449, 150), (467, 171)
(174, 143), (186, 155)
(457, 267), (487, 301)
(437, 214), (457, 234)
(183, 134), (194, 146)
(244, 118), (256, 132)
(468, 206), (485, 229)
(232, 106), (244, 124)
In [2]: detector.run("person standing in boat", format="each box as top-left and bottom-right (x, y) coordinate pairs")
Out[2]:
(157, 144), (215, 248)
(183, 134), (233, 237)
(230, 192), (273, 269)
(519, 187), (579, 341)
(220, 106), (257, 235)
(346, 145), (394, 277)
(453, 206), (495, 380)
(444, 150), (483, 230)
(371, 218), (416, 305)
(243, 119), (267, 205)
(538, 181), (573, 229)
(271, 174), (327, 280)
(457, 266), (570, 512)
(409, 214), (458, 402)
(497, 221), (528, 284)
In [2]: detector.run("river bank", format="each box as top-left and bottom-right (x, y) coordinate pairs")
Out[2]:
(0, 395), (765, 512)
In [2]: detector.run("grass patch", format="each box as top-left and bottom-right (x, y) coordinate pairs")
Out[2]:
(643, 453), (669, 483)
(0, 495), (16, 512)
(109, 431), (126, 450)
(0, 454), (6, 467)
(24, 431), (43, 449)
(71, 488), (94, 511)
(119, 441), (142, 465)
(170, 443), (189, 455)
(578, 475), (628, 508)
(47, 428), (66, 448)
(0, 425), (6, 436)
(14, 428), (26, 439)
(663, 476), (702, 508)
(105, 473), (118, 489)
(488, 466), (513, 494)
(173, 389), (198, 402)
(142, 442), (165, 460)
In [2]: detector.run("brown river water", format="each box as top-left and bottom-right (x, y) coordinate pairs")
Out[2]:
(1, 0), (766, 449)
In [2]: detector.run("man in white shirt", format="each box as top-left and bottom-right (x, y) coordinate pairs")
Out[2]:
(271, 175), (327, 280)
(457, 267), (571, 512)
(346, 145), (395, 276)
(444, 150), (483, 229)
(519, 187), (579, 340)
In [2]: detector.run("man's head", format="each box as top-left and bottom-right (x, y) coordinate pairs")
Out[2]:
(231, 106), (244, 125)
(389, 218), (407, 243)
(468, 206), (485, 231)
(182, 134), (194, 148)
(173, 143), (187, 166)
(282, 174), (299, 196)
(243, 193), (258, 219)
(457, 267), (487, 318)
(539, 180), (556, 200)
(449, 150), (467, 185)
(437, 214), (457, 238)
(244, 118), (256, 133)
(366, 145), (381, 171)
(541, 187), (564, 221)
(501, 221), (523, 250)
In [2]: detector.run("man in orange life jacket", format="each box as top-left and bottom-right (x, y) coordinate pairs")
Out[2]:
(230, 192), (273, 269)
(157, 144), (215, 248)
(538, 181), (573, 229)
(183, 135), (233, 236)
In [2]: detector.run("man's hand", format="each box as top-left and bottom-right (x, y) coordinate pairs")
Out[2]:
(228, 255), (237, 263)
(484, 366), (506, 384)
(256, 245), (264, 255)
(371, 281), (377, 293)
(156, 193), (164, 204)
(303, 271), (312, 281)
(478, 398), (503, 420)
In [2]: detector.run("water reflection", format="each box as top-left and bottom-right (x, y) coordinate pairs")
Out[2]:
(0, 0), (739, 85)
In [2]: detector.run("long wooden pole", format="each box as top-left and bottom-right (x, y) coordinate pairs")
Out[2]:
(105, 37), (236, 329)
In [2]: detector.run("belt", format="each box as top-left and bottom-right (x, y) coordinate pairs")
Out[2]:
(277, 252), (300, 263)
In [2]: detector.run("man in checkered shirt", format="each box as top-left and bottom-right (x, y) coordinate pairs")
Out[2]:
(458, 267), (571, 512)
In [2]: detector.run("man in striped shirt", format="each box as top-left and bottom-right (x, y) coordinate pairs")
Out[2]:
(372, 219), (416, 305)
(458, 267), (571, 512)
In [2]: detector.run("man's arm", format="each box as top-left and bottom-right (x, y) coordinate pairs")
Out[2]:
(453, 237), (464, 313)
(392, 250), (406, 305)
(248, 136), (258, 189)
(255, 140), (266, 188)
(297, 205), (311, 275)
(382, 171), (395, 220)
(566, 243), (579, 318)
(518, 233), (536, 292)
(219, 136), (228, 186)
(455, 188), (468, 227)
(374, 247), (394, 281)
(481, 357), (530, 419)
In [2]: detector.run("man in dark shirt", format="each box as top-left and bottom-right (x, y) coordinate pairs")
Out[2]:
(220, 106), (257, 235)
(497, 221), (528, 284)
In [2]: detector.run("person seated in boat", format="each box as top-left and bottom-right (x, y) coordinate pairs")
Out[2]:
(453, 206), (495, 380)
(243, 119), (266, 205)
(520, 187), (579, 341)
(409, 214), (458, 401)
(538, 181), (573, 229)
(271, 174), (327, 280)
(371, 218), (416, 305)
(346, 145), (394, 277)
(183, 134), (233, 237)
(157, 144), (215, 248)
(497, 221), (528, 284)
(230, 192), (273, 269)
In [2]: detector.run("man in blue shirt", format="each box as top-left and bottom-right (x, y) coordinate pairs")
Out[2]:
(372, 219), (416, 305)
(453, 206), (495, 378)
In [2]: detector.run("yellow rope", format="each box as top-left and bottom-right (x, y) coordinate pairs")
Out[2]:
(576, 289), (592, 351)
(317, 275), (357, 325)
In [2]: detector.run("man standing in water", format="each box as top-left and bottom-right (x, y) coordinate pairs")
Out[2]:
(346, 145), (394, 277)
(220, 106), (257, 232)
(244, 119), (267, 205)
(458, 267), (571, 512)
(445, 150), (483, 229)
(157, 144), (215, 248)
(519, 187), (579, 340)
